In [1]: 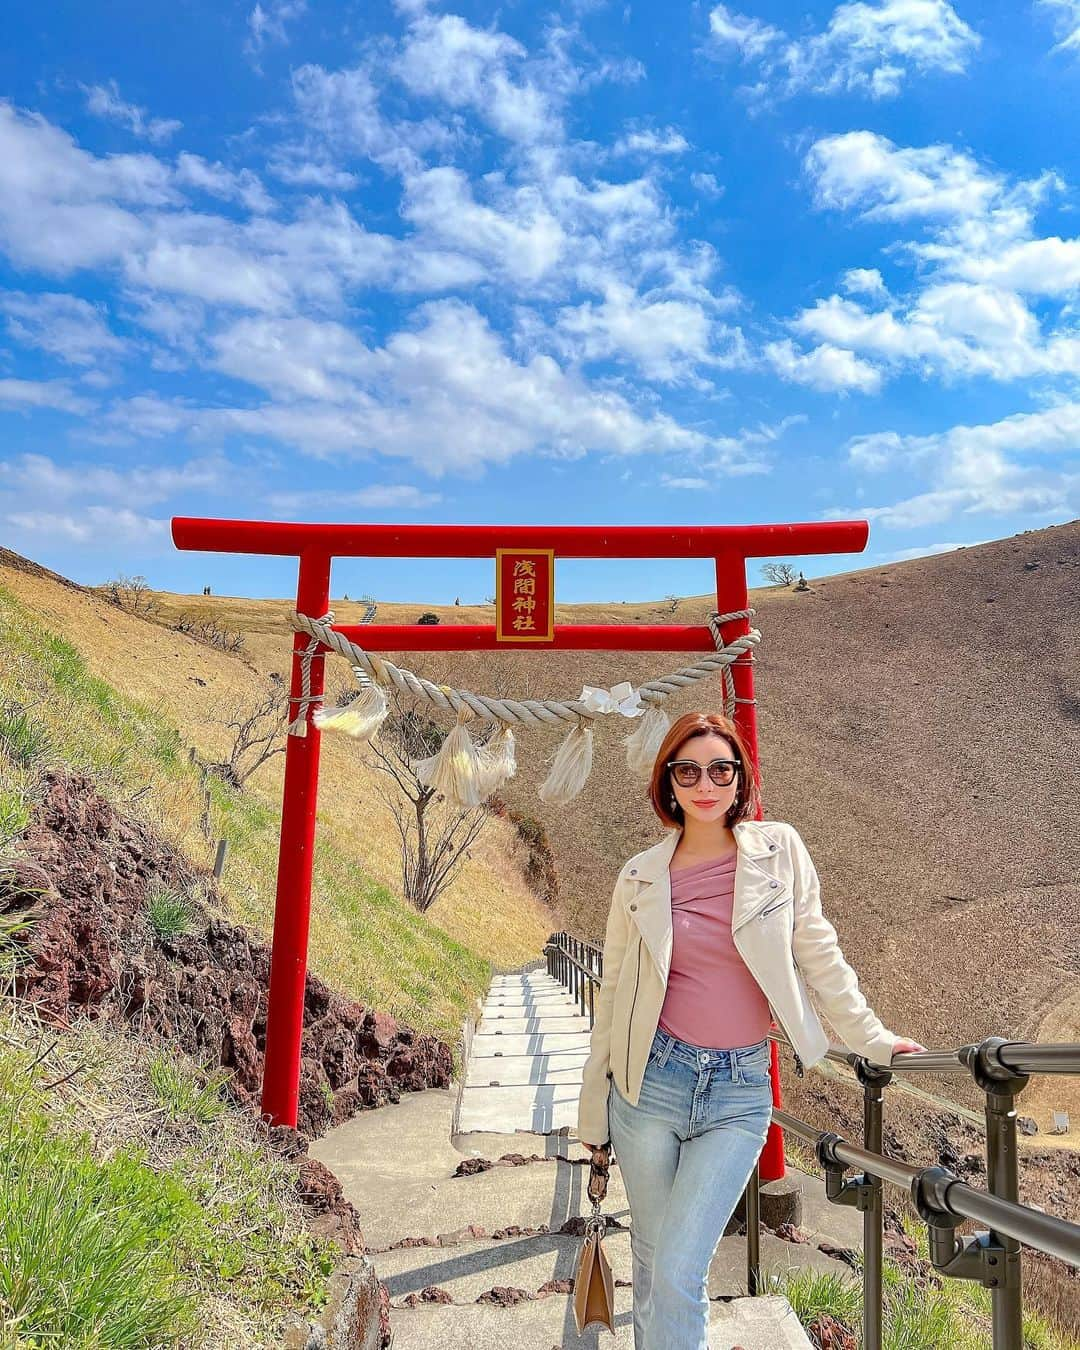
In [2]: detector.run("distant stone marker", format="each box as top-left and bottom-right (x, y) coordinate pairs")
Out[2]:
(1052, 1110), (1070, 1134)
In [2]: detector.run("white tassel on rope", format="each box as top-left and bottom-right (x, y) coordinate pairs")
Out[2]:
(313, 667), (389, 742)
(624, 703), (671, 778)
(476, 722), (517, 798)
(414, 711), (487, 809)
(538, 720), (594, 805)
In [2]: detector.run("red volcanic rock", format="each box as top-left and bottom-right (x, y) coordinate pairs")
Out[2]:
(3, 770), (454, 1139)
(295, 1156), (366, 1256)
(399, 1286), (453, 1307)
(476, 1287), (533, 1306)
(453, 1157), (493, 1176)
(536, 1278), (573, 1296)
(807, 1314), (857, 1350)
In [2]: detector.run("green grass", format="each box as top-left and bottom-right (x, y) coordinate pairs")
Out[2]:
(0, 783), (31, 850)
(0, 1002), (338, 1348)
(148, 1051), (231, 1125)
(0, 700), (48, 768)
(767, 1202), (1078, 1349)
(146, 882), (198, 939)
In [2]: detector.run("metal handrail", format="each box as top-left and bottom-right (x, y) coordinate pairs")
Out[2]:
(799, 1033), (1080, 1078)
(544, 929), (1080, 1350)
(543, 933), (603, 1027)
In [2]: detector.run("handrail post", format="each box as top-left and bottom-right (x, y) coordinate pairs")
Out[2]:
(854, 1056), (893, 1350)
(962, 1037), (1030, 1349)
(745, 1164), (761, 1294)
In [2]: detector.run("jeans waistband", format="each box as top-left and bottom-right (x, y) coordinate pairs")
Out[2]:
(651, 1025), (770, 1071)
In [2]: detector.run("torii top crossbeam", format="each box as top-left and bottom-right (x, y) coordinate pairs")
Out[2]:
(171, 515), (871, 1183)
(173, 517), (866, 559)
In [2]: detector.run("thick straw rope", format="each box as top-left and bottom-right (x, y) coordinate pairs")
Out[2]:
(286, 609), (335, 736)
(288, 609), (759, 734)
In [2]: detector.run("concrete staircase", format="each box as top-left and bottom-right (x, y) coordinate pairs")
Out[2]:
(311, 970), (860, 1348)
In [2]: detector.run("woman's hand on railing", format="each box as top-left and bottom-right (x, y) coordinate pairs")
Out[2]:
(890, 1037), (928, 1059)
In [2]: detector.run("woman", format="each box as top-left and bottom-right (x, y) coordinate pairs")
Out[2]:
(577, 711), (925, 1350)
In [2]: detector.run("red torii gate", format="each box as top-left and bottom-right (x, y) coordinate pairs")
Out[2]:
(171, 518), (869, 1182)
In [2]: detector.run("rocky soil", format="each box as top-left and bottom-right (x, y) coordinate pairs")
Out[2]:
(1, 767), (458, 1348)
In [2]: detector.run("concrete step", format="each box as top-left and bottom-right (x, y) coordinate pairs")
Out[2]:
(457, 1084), (583, 1133)
(378, 1224), (854, 1306)
(386, 1293), (813, 1349)
(479, 1013), (592, 1030)
(469, 1032), (592, 1056)
(465, 1053), (590, 1086)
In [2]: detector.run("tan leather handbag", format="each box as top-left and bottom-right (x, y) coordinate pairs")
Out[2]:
(572, 1144), (615, 1335)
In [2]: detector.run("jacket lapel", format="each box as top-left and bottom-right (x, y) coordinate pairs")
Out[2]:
(625, 820), (787, 979)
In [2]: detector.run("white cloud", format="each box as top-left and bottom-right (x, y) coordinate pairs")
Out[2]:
(0, 291), (127, 366)
(0, 377), (92, 414)
(787, 286), (1080, 381)
(691, 172), (724, 198)
(885, 541), (974, 561)
(82, 80), (182, 143)
(765, 338), (882, 392)
(175, 153), (272, 213)
(210, 315), (373, 401)
(710, 0), (979, 100)
(0, 101), (174, 273)
(552, 280), (743, 384)
(267, 155), (360, 190)
(1, 505), (170, 547)
(106, 300), (728, 473)
(124, 238), (294, 312)
(1037, 0), (1080, 54)
(0, 451), (233, 507)
(830, 403), (1080, 528)
(265, 483), (443, 512)
(946, 235), (1080, 297)
(613, 126), (690, 156)
(246, 0), (306, 62)
(805, 131), (1004, 222)
(290, 61), (458, 175)
(842, 267), (889, 299)
(660, 475), (711, 490)
(402, 166), (566, 287)
(849, 402), (1080, 468)
(708, 6), (782, 59)
(785, 0), (980, 97)
(396, 13), (554, 144)
(788, 130), (1080, 388)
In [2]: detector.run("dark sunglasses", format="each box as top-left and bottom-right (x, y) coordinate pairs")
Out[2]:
(666, 758), (740, 788)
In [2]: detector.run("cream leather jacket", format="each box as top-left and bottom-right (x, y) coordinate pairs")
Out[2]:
(576, 818), (899, 1146)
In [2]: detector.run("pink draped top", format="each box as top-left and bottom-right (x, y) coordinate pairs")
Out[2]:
(657, 852), (772, 1050)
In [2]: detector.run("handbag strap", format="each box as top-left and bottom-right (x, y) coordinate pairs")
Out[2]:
(587, 1144), (610, 1221)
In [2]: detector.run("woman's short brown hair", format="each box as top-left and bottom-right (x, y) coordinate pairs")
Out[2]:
(648, 711), (761, 830)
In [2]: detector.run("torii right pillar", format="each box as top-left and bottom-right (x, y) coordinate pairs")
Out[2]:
(716, 551), (784, 1182)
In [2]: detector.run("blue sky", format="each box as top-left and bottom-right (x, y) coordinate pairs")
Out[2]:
(1, 0), (1079, 604)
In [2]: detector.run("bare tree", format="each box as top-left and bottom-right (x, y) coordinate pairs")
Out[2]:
(205, 685), (289, 788)
(100, 573), (158, 618)
(368, 689), (488, 913)
(169, 612), (245, 653)
(761, 562), (798, 586)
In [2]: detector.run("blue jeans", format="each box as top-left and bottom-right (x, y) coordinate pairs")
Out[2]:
(607, 1025), (773, 1350)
